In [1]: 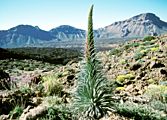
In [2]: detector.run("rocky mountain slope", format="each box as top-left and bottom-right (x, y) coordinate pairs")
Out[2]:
(1, 13), (167, 48)
(50, 25), (85, 40)
(98, 13), (167, 38)
(0, 25), (55, 48)
(100, 35), (167, 97)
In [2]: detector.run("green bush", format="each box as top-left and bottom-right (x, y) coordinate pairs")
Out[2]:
(24, 67), (34, 71)
(115, 102), (167, 120)
(145, 84), (167, 103)
(109, 48), (122, 56)
(124, 42), (140, 50)
(119, 59), (127, 64)
(19, 85), (32, 95)
(150, 47), (159, 52)
(9, 106), (24, 119)
(141, 41), (155, 46)
(42, 74), (63, 96)
(17, 66), (24, 70)
(39, 106), (72, 120)
(149, 100), (167, 113)
(115, 87), (125, 91)
(56, 72), (63, 78)
(133, 51), (146, 60)
(143, 36), (155, 42)
(43, 96), (62, 107)
(116, 73), (134, 83)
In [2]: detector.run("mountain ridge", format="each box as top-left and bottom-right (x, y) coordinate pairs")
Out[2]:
(99, 13), (167, 38)
(1, 13), (167, 48)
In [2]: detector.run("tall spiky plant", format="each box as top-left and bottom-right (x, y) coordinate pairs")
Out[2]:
(73, 5), (113, 120)
(85, 5), (95, 61)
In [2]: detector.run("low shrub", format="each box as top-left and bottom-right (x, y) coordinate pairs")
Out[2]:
(116, 73), (134, 83)
(43, 96), (62, 107)
(19, 85), (32, 95)
(124, 42), (140, 50)
(42, 74), (63, 96)
(150, 47), (159, 52)
(141, 40), (155, 46)
(151, 57), (157, 61)
(133, 51), (146, 60)
(149, 100), (167, 113)
(109, 48), (122, 56)
(115, 87), (125, 91)
(24, 67), (34, 71)
(57, 72), (63, 78)
(115, 102), (167, 120)
(147, 79), (156, 84)
(119, 59), (127, 65)
(39, 106), (72, 120)
(140, 49), (149, 54)
(145, 84), (167, 103)
(17, 66), (24, 70)
(143, 36), (155, 42)
(160, 81), (167, 86)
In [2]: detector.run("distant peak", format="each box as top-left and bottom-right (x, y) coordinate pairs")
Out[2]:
(141, 13), (156, 16)
(131, 13), (160, 21)
(8, 24), (45, 33)
(15, 24), (34, 28)
(35, 26), (40, 30)
(57, 25), (76, 29)
(50, 25), (84, 32)
(9, 24), (35, 30)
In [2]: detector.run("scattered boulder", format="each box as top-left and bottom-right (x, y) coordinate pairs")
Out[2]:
(130, 63), (141, 71)
(32, 97), (43, 105)
(142, 61), (150, 69)
(67, 75), (75, 81)
(22, 106), (33, 114)
(19, 105), (47, 120)
(150, 61), (165, 69)
(125, 84), (134, 92)
(65, 74), (75, 86)
(160, 68), (167, 76)
(0, 114), (9, 120)
(104, 63), (112, 71)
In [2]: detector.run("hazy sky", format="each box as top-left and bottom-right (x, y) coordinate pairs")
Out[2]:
(0, 0), (167, 30)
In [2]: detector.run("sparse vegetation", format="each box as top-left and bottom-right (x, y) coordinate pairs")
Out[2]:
(0, 47), (81, 65)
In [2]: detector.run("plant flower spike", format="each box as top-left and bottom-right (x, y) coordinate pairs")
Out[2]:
(73, 5), (113, 120)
